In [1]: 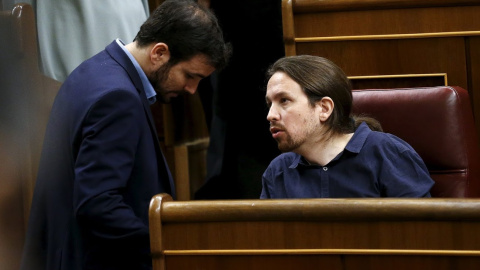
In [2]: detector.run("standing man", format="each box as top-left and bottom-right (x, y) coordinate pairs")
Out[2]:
(20, 0), (231, 269)
(261, 55), (433, 198)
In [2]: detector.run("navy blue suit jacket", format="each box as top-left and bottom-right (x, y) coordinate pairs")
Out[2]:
(20, 41), (175, 270)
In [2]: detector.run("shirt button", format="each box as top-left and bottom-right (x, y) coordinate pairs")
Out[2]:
(323, 167), (328, 171)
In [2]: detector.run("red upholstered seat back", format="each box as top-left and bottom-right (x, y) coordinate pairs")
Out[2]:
(352, 86), (480, 197)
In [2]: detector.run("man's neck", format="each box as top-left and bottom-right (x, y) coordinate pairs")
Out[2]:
(300, 132), (354, 166)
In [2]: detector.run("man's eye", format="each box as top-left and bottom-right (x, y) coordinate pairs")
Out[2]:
(280, 98), (288, 104)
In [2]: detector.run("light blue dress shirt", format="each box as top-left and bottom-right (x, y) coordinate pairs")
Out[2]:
(116, 39), (156, 104)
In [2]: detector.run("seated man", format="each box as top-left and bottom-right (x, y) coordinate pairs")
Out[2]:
(261, 55), (434, 198)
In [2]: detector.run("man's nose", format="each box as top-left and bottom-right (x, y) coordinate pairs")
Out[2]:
(266, 106), (279, 122)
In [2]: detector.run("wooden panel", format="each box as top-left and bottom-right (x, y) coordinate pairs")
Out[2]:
(292, 0), (480, 13)
(165, 254), (480, 270)
(161, 221), (480, 250)
(293, 6), (480, 38)
(468, 36), (480, 138)
(295, 38), (466, 83)
(349, 74), (446, 89)
(166, 255), (344, 270)
(149, 194), (480, 270)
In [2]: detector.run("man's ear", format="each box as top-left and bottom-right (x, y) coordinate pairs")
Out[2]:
(317, 97), (334, 122)
(150, 42), (170, 66)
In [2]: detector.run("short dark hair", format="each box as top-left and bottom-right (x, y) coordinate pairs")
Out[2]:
(134, 0), (231, 70)
(266, 55), (353, 134)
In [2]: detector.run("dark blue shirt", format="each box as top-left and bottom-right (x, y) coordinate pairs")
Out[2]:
(260, 122), (434, 198)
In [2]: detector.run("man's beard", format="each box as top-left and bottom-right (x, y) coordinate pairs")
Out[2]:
(148, 63), (171, 103)
(270, 123), (302, 152)
(277, 135), (300, 153)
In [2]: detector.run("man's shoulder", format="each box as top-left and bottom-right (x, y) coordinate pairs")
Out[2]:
(60, 51), (136, 101)
(364, 130), (416, 154)
(69, 48), (129, 85)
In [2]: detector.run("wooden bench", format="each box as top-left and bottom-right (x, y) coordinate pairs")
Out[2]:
(149, 193), (480, 270)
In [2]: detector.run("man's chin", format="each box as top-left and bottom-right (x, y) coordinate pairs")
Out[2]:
(277, 141), (295, 153)
(277, 143), (289, 152)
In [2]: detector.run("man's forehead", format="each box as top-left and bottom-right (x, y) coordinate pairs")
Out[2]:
(267, 73), (301, 95)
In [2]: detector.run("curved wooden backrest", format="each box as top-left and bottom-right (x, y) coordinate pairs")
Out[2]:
(149, 193), (480, 270)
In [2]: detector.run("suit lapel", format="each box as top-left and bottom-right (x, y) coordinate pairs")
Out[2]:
(105, 41), (176, 199)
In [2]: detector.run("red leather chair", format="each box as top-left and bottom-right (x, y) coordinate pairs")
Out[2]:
(352, 86), (480, 197)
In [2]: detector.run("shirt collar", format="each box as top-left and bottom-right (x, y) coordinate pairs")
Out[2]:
(116, 38), (157, 104)
(345, 121), (371, 153)
(289, 154), (303, 169)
